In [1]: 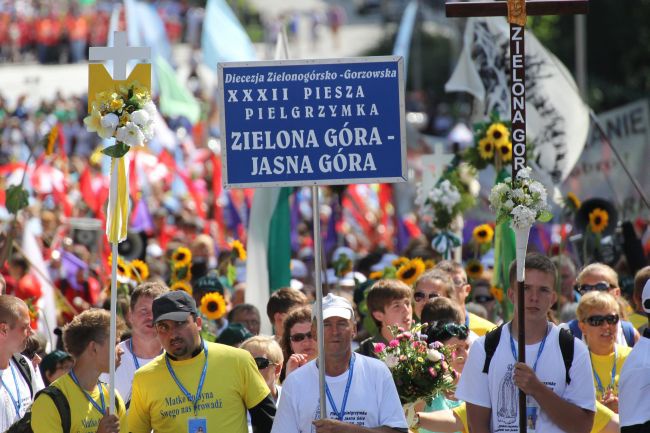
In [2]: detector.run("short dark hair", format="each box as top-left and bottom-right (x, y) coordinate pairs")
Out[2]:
(130, 281), (169, 311)
(366, 279), (412, 329)
(421, 297), (463, 325)
(633, 266), (650, 310)
(228, 303), (260, 322)
(266, 287), (308, 323)
(63, 309), (125, 358)
(508, 253), (557, 287)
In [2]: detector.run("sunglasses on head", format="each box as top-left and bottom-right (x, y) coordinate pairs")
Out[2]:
(584, 314), (619, 327)
(289, 331), (313, 343)
(414, 292), (439, 302)
(576, 282), (612, 295)
(474, 294), (495, 304)
(426, 322), (469, 342)
(254, 357), (275, 370)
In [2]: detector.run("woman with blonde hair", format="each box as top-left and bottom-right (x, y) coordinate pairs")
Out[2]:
(240, 336), (284, 405)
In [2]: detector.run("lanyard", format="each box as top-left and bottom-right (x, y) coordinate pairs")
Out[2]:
(69, 370), (106, 416)
(324, 354), (355, 422)
(509, 323), (549, 372)
(129, 338), (141, 370)
(464, 308), (470, 328)
(591, 346), (617, 396)
(1, 361), (22, 416)
(165, 342), (208, 414)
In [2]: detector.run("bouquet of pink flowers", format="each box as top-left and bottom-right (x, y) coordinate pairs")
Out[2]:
(374, 323), (456, 405)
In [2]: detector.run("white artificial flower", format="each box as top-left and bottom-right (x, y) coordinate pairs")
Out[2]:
(426, 349), (442, 362)
(504, 199), (515, 211)
(143, 101), (157, 117)
(516, 167), (532, 179)
(511, 188), (525, 202)
(116, 122), (145, 147)
(101, 113), (119, 130)
(511, 205), (537, 229)
(130, 109), (150, 128)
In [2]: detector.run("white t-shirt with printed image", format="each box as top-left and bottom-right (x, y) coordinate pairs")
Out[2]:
(271, 354), (407, 433)
(0, 355), (44, 431)
(456, 323), (595, 433)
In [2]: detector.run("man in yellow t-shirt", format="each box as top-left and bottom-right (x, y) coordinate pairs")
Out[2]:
(128, 291), (274, 433)
(32, 309), (127, 433)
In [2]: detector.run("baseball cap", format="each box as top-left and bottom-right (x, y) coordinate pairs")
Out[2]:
(314, 293), (355, 321)
(40, 350), (72, 375)
(153, 290), (198, 324)
(216, 323), (254, 347)
(642, 279), (650, 313)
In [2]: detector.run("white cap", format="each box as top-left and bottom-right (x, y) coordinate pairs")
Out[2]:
(370, 253), (399, 272)
(642, 279), (650, 313)
(316, 293), (355, 321)
(290, 278), (304, 291)
(339, 271), (367, 287)
(332, 246), (356, 263)
(322, 269), (339, 285)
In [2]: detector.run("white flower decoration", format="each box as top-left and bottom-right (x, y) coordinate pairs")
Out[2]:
(116, 122), (145, 147)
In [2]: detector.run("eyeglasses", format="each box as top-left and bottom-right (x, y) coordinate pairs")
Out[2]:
(254, 357), (276, 370)
(576, 282), (613, 295)
(474, 294), (495, 304)
(584, 314), (619, 327)
(289, 331), (314, 343)
(414, 292), (439, 302)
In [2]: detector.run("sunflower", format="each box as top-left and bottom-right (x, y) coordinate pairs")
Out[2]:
(171, 266), (191, 282)
(392, 257), (409, 269)
(589, 208), (609, 234)
(396, 258), (425, 286)
(114, 257), (131, 279)
(230, 240), (247, 261)
(490, 286), (504, 303)
(172, 247), (192, 269)
(170, 280), (193, 296)
(472, 224), (494, 245)
(424, 259), (436, 270)
(130, 259), (149, 282)
(200, 292), (227, 320)
(566, 192), (581, 210)
(369, 271), (384, 281)
(478, 137), (495, 160)
(465, 259), (484, 280)
(498, 141), (512, 162)
(486, 123), (510, 147)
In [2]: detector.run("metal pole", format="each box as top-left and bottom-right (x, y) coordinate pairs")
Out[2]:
(574, 15), (587, 99)
(312, 185), (327, 420)
(109, 242), (118, 414)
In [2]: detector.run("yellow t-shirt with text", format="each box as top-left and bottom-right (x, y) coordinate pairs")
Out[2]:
(590, 343), (631, 401)
(128, 342), (269, 433)
(31, 374), (127, 433)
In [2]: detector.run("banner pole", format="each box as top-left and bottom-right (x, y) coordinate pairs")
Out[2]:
(312, 185), (327, 420)
(109, 242), (118, 414)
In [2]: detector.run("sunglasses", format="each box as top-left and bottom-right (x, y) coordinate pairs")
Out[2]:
(576, 282), (612, 295)
(254, 357), (276, 370)
(474, 294), (495, 304)
(414, 292), (439, 302)
(289, 331), (314, 343)
(584, 314), (619, 327)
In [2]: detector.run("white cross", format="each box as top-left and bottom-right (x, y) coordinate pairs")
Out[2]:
(89, 32), (151, 81)
(420, 142), (454, 201)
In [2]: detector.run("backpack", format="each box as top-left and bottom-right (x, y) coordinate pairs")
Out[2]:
(6, 386), (71, 433)
(482, 323), (575, 384)
(567, 319), (636, 347)
(12, 354), (33, 397)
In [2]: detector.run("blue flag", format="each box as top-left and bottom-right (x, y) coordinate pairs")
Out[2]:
(202, 0), (257, 70)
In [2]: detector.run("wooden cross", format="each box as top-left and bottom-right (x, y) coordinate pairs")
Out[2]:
(445, 1), (588, 432)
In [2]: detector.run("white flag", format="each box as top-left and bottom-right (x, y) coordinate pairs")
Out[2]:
(446, 17), (590, 184)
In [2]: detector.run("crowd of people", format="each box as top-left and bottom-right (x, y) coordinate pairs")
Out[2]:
(1, 242), (650, 432)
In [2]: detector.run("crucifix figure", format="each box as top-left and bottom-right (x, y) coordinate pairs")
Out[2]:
(445, 1), (588, 432)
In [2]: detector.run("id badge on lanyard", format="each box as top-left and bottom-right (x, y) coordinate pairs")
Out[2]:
(526, 395), (539, 433)
(188, 417), (207, 433)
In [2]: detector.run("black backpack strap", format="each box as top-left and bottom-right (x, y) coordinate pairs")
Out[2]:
(558, 328), (575, 385)
(482, 324), (504, 374)
(12, 354), (33, 397)
(36, 386), (71, 433)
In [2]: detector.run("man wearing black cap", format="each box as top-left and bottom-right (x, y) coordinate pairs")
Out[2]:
(619, 278), (650, 432)
(128, 290), (275, 433)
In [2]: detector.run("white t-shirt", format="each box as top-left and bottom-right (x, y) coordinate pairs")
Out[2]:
(0, 355), (44, 431)
(619, 335), (650, 427)
(99, 339), (159, 407)
(456, 323), (595, 433)
(271, 354), (407, 433)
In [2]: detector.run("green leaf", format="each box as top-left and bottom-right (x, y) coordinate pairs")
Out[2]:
(538, 209), (554, 222)
(101, 142), (130, 158)
(6, 185), (29, 214)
